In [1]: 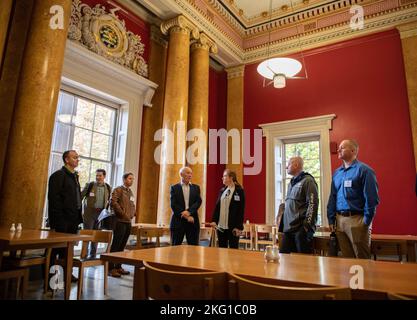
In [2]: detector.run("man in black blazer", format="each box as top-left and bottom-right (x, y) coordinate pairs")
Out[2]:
(170, 167), (202, 245)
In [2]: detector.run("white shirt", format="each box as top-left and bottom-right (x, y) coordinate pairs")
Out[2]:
(218, 185), (235, 230)
(181, 182), (191, 210)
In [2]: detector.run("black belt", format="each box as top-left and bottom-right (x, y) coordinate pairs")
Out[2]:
(336, 210), (363, 217)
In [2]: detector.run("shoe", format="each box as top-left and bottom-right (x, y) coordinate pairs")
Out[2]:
(109, 269), (121, 278)
(118, 267), (130, 275)
(71, 275), (78, 283)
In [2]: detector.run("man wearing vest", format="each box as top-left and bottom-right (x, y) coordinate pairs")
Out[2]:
(81, 169), (112, 258)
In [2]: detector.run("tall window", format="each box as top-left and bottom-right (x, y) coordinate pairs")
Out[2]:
(49, 90), (118, 187)
(275, 137), (323, 226)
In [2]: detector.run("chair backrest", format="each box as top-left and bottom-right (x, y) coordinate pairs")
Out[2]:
(254, 224), (276, 250)
(79, 229), (113, 258)
(255, 224), (273, 234)
(228, 273), (351, 300)
(139, 261), (228, 300)
(199, 227), (213, 241)
(316, 226), (331, 232)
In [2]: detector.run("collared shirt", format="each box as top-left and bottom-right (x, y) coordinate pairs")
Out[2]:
(95, 184), (106, 209)
(181, 182), (191, 210)
(327, 159), (379, 225)
(219, 185), (235, 230)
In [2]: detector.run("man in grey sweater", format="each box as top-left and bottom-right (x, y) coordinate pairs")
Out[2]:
(279, 157), (318, 254)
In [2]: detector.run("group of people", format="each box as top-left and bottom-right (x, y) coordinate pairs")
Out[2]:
(47, 138), (380, 286)
(48, 150), (136, 278)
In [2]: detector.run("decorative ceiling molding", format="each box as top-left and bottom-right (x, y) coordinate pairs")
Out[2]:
(137, 0), (417, 66)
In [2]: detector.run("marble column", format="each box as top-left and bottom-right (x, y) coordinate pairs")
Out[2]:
(0, 0), (13, 68)
(187, 33), (217, 224)
(225, 65), (245, 184)
(136, 26), (168, 223)
(397, 22), (417, 170)
(0, 0), (34, 190)
(157, 15), (199, 226)
(0, 0), (72, 228)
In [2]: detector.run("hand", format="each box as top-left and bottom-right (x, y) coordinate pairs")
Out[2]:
(181, 210), (190, 219)
(232, 228), (241, 237)
(329, 224), (335, 232)
(210, 222), (217, 228)
(187, 216), (195, 224)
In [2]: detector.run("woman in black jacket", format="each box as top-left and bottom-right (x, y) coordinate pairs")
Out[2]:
(211, 169), (245, 249)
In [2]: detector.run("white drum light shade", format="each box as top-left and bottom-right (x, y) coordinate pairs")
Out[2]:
(257, 58), (302, 80)
(273, 74), (286, 88)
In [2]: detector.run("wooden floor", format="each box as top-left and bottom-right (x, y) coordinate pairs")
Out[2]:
(25, 265), (134, 300)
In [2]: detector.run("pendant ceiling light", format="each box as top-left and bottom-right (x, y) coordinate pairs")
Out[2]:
(257, 0), (307, 89)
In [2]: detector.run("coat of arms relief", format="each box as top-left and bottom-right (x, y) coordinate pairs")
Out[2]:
(68, 0), (148, 78)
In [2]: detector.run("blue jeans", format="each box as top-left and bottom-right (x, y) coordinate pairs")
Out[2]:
(280, 226), (314, 254)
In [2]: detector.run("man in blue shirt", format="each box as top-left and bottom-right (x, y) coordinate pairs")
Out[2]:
(327, 139), (379, 259)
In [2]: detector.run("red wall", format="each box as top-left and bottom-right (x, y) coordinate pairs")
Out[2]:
(80, 0), (150, 63)
(206, 68), (227, 221)
(243, 30), (417, 234)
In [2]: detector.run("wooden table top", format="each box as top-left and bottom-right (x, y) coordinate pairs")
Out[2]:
(0, 228), (92, 246)
(314, 232), (417, 241)
(101, 245), (417, 296)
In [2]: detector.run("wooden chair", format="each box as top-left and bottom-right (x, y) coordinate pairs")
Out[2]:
(138, 261), (228, 300)
(386, 292), (414, 300)
(254, 224), (276, 251)
(72, 229), (113, 299)
(371, 240), (408, 262)
(228, 273), (351, 300)
(199, 227), (215, 247)
(0, 268), (28, 299)
(316, 226), (331, 232)
(3, 249), (52, 294)
(239, 223), (254, 250)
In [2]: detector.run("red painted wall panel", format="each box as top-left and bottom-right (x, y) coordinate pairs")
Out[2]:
(206, 68), (227, 221)
(243, 30), (417, 234)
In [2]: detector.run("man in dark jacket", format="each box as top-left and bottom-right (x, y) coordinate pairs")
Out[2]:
(48, 149), (83, 281)
(280, 156), (318, 254)
(170, 167), (202, 246)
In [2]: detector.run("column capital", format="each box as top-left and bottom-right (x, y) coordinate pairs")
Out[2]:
(191, 32), (218, 54)
(160, 15), (200, 40)
(225, 65), (245, 79)
(151, 24), (168, 48)
(396, 21), (417, 39)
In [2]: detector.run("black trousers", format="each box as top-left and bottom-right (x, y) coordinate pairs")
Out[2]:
(109, 221), (131, 270)
(171, 223), (200, 246)
(280, 226), (313, 254)
(217, 229), (239, 249)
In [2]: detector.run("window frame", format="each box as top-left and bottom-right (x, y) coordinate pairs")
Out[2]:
(51, 87), (120, 188)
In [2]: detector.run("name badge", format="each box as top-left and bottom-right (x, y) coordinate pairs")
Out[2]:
(234, 195), (240, 201)
(89, 192), (95, 197)
(130, 196), (135, 202)
(344, 180), (352, 188)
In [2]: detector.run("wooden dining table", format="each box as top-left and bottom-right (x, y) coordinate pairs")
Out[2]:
(0, 228), (92, 299)
(314, 232), (417, 262)
(101, 245), (417, 299)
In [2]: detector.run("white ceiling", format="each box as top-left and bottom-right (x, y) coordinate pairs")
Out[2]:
(230, 0), (305, 20)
